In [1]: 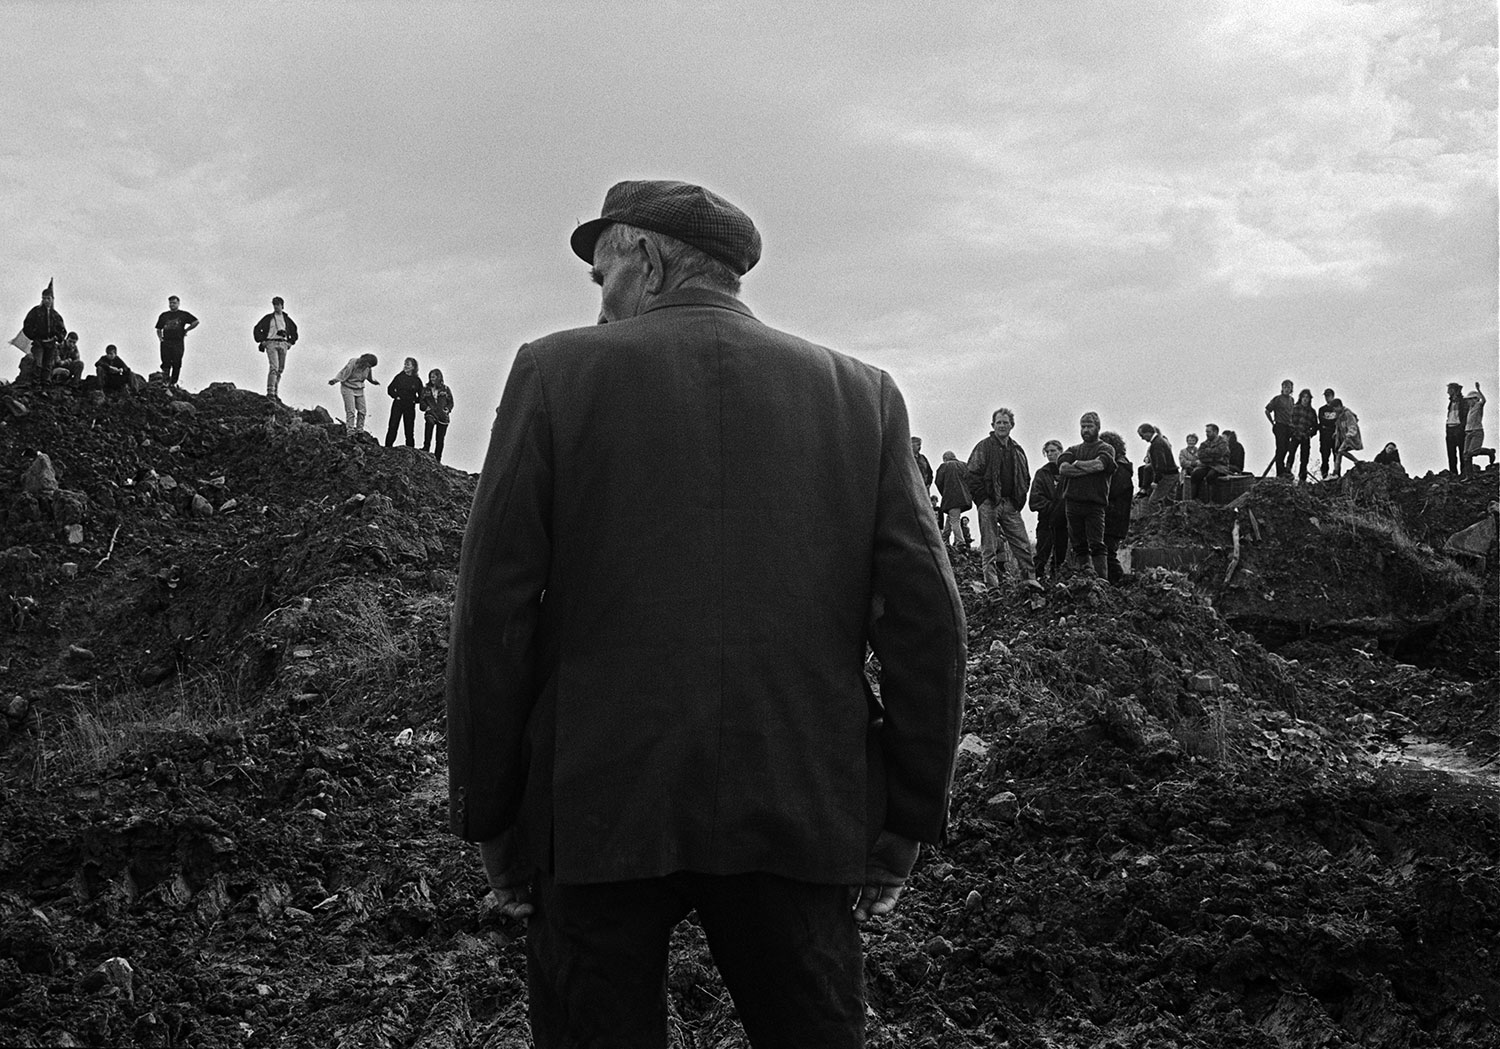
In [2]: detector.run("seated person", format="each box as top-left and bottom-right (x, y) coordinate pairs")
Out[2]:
(1188, 423), (1233, 500)
(54, 331), (85, 384)
(94, 344), (133, 394)
(1373, 442), (1401, 466)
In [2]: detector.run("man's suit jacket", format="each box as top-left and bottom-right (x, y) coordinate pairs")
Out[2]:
(447, 287), (966, 886)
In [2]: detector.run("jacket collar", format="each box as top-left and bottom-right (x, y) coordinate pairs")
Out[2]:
(640, 287), (756, 320)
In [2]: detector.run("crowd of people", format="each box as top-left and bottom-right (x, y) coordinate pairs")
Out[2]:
(10, 284), (458, 463)
(913, 376), (1493, 591)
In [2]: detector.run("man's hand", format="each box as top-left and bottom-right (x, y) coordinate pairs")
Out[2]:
(480, 835), (534, 919)
(852, 830), (920, 924)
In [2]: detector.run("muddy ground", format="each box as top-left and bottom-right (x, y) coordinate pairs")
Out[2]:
(1, 379), (1496, 1048)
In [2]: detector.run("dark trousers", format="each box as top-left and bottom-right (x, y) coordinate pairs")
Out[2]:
(1105, 537), (1124, 585)
(34, 341), (59, 383)
(1292, 436), (1311, 480)
(1033, 514), (1068, 580)
(1064, 502), (1107, 578)
(1446, 426), (1465, 474)
(1319, 430), (1336, 476)
(1272, 422), (1293, 475)
(423, 418), (447, 461)
(160, 344), (183, 384)
(385, 401), (416, 447)
(527, 870), (865, 1049)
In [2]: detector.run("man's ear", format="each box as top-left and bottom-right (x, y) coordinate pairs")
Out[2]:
(639, 236), (667, 294)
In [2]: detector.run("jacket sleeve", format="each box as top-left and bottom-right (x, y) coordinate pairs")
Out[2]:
(964, 443), (990, 505)
(447, 345), (554, 842)
(253, 316), (267, 343)
(1012, 447), (1031, 511)
(868, 372), (966, 844)
(285, 317), (298, 345)
(1027, 472), (1049, 513)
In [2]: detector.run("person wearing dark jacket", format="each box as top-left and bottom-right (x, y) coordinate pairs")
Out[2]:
(1027, 440), (1069, 582)
(1318, 389), (1342, 478)
(94, 344), (132, 395)
(1058, 412), (1115, 579)
(1100, 431), (1134, 585)
(253, 297), (299, 402)
(1374, 442), (1402, 466)
(911, 437), (933, 490)
(1136, 424), (1178, 509)
(22, 283), (66, 385)
(447, 180), (965, 1044)
(1224, 430), (1245, 473)
(385, 357), (424, 447)
(1288, 390), (1319, 481)
(420, 368), (454, 462)
(934, 450), (972, 549)
(1446, 383), (1468, 474)
(1189, 424), (1233, 499)
(966, 407), (1035, 589)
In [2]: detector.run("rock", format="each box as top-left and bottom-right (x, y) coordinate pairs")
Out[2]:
(988, 641), (1012, 657)
(964, 889), (983, 912)
(50, 490), (89, 526)
(67, 645), (94, 661)
(6, 696), (28, 721)
(1190, 671), (1222, 694)
(956, 733), (988, 758)
(984, 791), (1019, 822)
(170, 401), (196, 415)
(23, 453), (58, 495)
(63, 525), (83, 545)
(218, 498), (238, 513)
(158, 473), (178, 492)
(81, 957), (134, 1000)
(190, 494), (214, 517)
(59, 562), (78, 578)
(924, 935), (954, 957)
(342, 494), (367, 513)
(3, 395), (28, 418)
(394, 727), (414, 746)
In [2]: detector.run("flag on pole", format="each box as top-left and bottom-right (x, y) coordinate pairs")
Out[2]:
(9, 331), (29, 355)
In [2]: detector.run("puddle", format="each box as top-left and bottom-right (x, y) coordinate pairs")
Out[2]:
(1369, 735), (1500, 792)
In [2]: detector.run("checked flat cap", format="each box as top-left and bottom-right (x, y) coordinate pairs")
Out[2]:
(571, 180), (762, 276)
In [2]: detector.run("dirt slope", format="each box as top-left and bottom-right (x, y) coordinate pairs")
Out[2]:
(1, 380), (1496, 1048)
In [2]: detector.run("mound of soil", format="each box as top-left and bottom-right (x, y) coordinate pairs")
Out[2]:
(1, 380), (1496, 1047)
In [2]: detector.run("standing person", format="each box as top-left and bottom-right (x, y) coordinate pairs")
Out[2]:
(253, 296), (299, 402)
(385, 357), (424, 448)
(328, 353), (380, 432)
(154, 295), (199, 387)
(21, 281), (66, 385)
(446, 179), (965, 1046)
(1463, 382), (1492, 476)
(94, 344), (133, 396)
(1027, 439), (1070, 582)
(1224, 429), (1246, 473)
(420, 368), (454, 462)
(965, 407), (1035, 591)
(934, 450), (972, 549)
(1288, 389), (1319, 482)
(911, 436), (933, 490)
(1318, 389), (1342, 478)
(1265, 378), (1296, 477)
(1057, 412), (1115, 579)
(1136, 424), (1179, 509)
(1178, 433), (1200, 499)
(1100, 431), (1134, 585)
(1445, 383), (1468, 474)
(1331, 399), (1362, 477)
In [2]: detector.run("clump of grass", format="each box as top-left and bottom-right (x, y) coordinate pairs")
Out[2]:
(1326, 504), (1483, 594)
(1169, 695), (1242, 763)
(46, 673), (242, 781)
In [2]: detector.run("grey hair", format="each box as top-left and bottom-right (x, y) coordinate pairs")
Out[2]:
(594, 222), (741, 294)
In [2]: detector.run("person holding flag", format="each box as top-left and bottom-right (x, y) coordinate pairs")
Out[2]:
(18, 280), (67, 385)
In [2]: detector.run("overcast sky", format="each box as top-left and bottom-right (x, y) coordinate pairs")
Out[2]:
(3, 1), (1495, 491)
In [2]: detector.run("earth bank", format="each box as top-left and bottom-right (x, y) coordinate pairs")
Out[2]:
(1, 380), (1496, 1047)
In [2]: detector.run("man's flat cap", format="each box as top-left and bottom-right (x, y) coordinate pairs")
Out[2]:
(571, 180), (762, 276)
